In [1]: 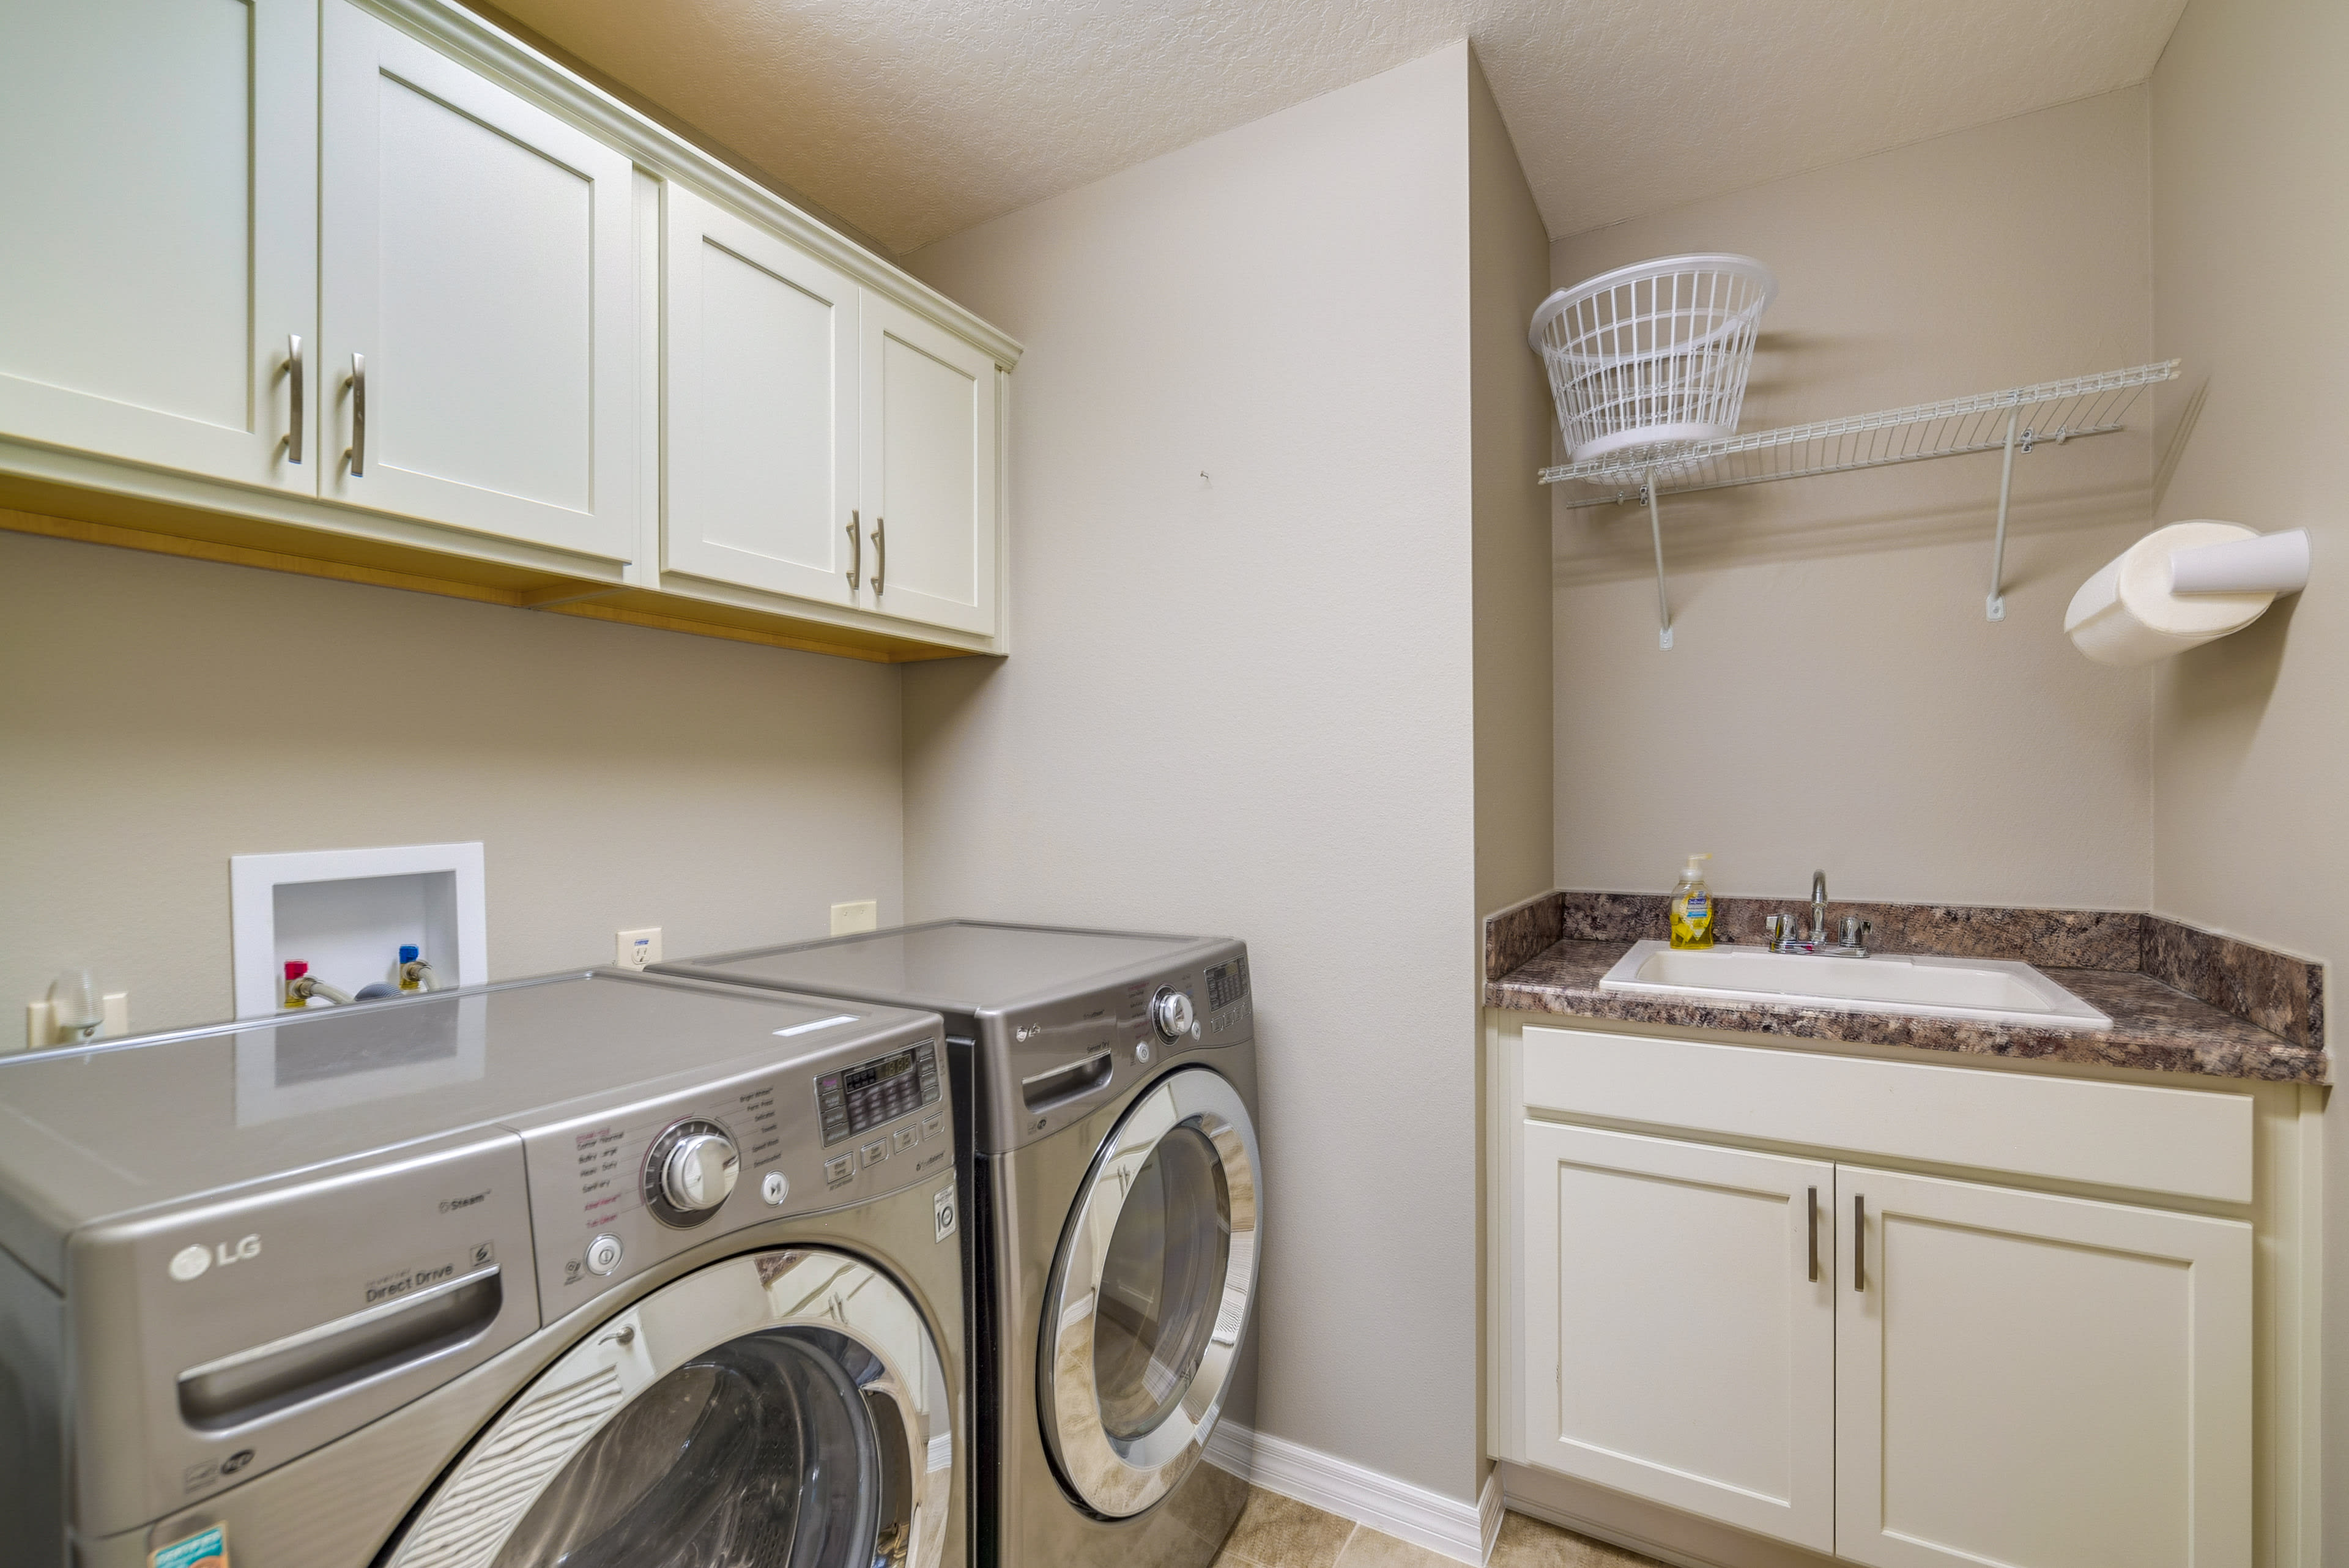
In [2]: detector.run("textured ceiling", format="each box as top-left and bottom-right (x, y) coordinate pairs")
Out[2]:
(488, 0), (2188, 256)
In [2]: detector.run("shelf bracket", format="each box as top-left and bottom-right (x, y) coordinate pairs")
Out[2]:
(1645, 475), (1673, 649)
(1986, 406), (2019, 622)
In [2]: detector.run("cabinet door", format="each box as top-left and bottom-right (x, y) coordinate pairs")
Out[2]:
(1521, 1123), (1836, 1551)
(858, 292), (998, 636)
(662, 185), (859, 604)
(1835, 1166), (2251, 1568)
(319, 0), (635, 559)
(0, 0), (314, 490)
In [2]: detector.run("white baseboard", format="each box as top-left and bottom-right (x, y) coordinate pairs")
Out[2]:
(1203, 1420), (1490, 1564)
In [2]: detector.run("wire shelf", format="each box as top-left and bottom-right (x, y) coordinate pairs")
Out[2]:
(1536, 360), (2182, 648)
(1541, 360), (2179, 500)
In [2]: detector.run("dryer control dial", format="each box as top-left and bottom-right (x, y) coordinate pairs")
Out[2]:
(1151, 987), (1195, 1042)
(643, 1119), (739, 1227)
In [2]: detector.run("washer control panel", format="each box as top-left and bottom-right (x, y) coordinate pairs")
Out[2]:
(642, 1119), (740, 1226)
(519, 1020), (949, 1319)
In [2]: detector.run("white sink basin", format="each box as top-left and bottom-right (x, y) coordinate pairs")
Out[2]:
(1598, 941), (2112, 1030)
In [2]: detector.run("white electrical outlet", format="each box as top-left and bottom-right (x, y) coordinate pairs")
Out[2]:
(617, 927), (662, 970)
(830, 901), (878, 937)
(22, 992), (128, 1052)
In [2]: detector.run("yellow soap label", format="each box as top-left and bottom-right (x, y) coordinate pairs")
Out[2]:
(1670, 893), (1715, 949)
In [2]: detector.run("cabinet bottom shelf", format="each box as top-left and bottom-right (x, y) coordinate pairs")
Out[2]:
(0, 476), (985, 665)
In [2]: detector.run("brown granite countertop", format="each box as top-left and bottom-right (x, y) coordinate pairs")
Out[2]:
(1483, 893), (2329, 1086)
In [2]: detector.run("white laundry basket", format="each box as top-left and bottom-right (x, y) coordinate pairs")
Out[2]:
(1529, 254), (1776, 470)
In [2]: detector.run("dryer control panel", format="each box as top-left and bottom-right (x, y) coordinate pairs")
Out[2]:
(518, 1014), (951, 1317)
(970, 936), (1251, 1154)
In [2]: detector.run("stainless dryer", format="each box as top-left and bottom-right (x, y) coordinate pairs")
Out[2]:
(655, 921), (1263, 1568)
(0, 970), (966, 1568)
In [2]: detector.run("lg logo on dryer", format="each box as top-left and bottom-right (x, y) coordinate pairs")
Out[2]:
(168, 1235), (261, 1281)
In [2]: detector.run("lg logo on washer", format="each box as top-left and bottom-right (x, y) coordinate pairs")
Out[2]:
(168, 1235), (261, 1281)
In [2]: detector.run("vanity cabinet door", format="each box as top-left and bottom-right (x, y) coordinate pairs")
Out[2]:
(662, 184), (861, 604)
(0, 0), (315, 491)
(857, 291), (998, 636)
(1521, 1123), (1836, 1552)
(319, 0), (636, 559)
(1835, 1165), (2251, 1568)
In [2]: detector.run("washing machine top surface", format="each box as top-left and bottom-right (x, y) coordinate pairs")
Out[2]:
(0, 970), (966, 1549)
(0, 969), (929, 1282)
(660, 921), (1252, 1155)
(658, 919), (1220, 1015)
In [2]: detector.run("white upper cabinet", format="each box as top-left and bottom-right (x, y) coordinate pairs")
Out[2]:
(1522, 1123), (1837, 1552)
(1835, 1165), (2251, 1568)
(0, 0), (315, 490)
(859, 290), (1000, 637)
(0, 0), (1015, 653)
(662, 185), (860, 603)
(319, 0), (636, 560)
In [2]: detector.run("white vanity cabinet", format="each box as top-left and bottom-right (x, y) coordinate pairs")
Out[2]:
(1492, 1021), (2309, 1568)
(319, 0), (637, 559)
(0, 0), (316, 492)
(1833, 1164), (2249, 1568)
(1522, 1123), (1837, 1551)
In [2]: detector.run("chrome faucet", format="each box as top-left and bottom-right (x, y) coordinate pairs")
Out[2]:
(1765, 870), (1869, 956)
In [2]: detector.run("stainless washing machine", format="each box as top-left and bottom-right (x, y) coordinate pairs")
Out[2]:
(0, 969), (965, 1568)
(655, 921), (1263, 1568)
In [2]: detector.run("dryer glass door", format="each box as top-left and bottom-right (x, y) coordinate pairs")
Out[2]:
(387, 1249), (951, 1568)
(1041, 1066), (1261, 1518)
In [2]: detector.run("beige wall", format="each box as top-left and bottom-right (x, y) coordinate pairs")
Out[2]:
(2147, 0), (2347, 1556)
(1470, 55), (1558, 924)
(0, 529), (905, 1033)
(1550, 89), (2158, 907)
(904, 45), (1505, 1500)
(1468, 45), (1556, 1495)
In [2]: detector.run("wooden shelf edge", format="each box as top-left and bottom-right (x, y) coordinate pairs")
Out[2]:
(1, 508), (986, 666)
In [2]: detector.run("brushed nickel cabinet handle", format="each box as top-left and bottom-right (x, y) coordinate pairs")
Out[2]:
(845, 510), (861, 589)
(345, 352), (366, 477)
(1807, 1186), (1819, 1283)
(872, 515), (885, 595)
(284, 334), (304, 464)
(1853, 1194), (1866, 1292)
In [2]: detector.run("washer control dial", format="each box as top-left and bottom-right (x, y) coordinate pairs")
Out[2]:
(1151, 987), (1195, 1042)
(642, 1118), (738, 1228)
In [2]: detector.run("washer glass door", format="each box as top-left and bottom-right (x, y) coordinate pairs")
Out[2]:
(1041, 1066), (1261, 1518)
(388, 1249), (949, 1568)
(491, 1325), (880, 1567)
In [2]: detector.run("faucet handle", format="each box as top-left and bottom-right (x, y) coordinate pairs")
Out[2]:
(1839, 916), (1870, 951)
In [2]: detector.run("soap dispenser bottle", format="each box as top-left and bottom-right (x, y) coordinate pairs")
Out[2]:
(1670, 853), (1715, 949)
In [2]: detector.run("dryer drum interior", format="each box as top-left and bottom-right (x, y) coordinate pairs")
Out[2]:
(1040, 1067), (1261, 1518)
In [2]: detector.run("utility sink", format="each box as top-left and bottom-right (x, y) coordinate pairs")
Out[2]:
(1598, 941), (2112, 1030)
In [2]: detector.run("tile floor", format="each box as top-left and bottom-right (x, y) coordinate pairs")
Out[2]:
(1207, 1485), (1664, 1568)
